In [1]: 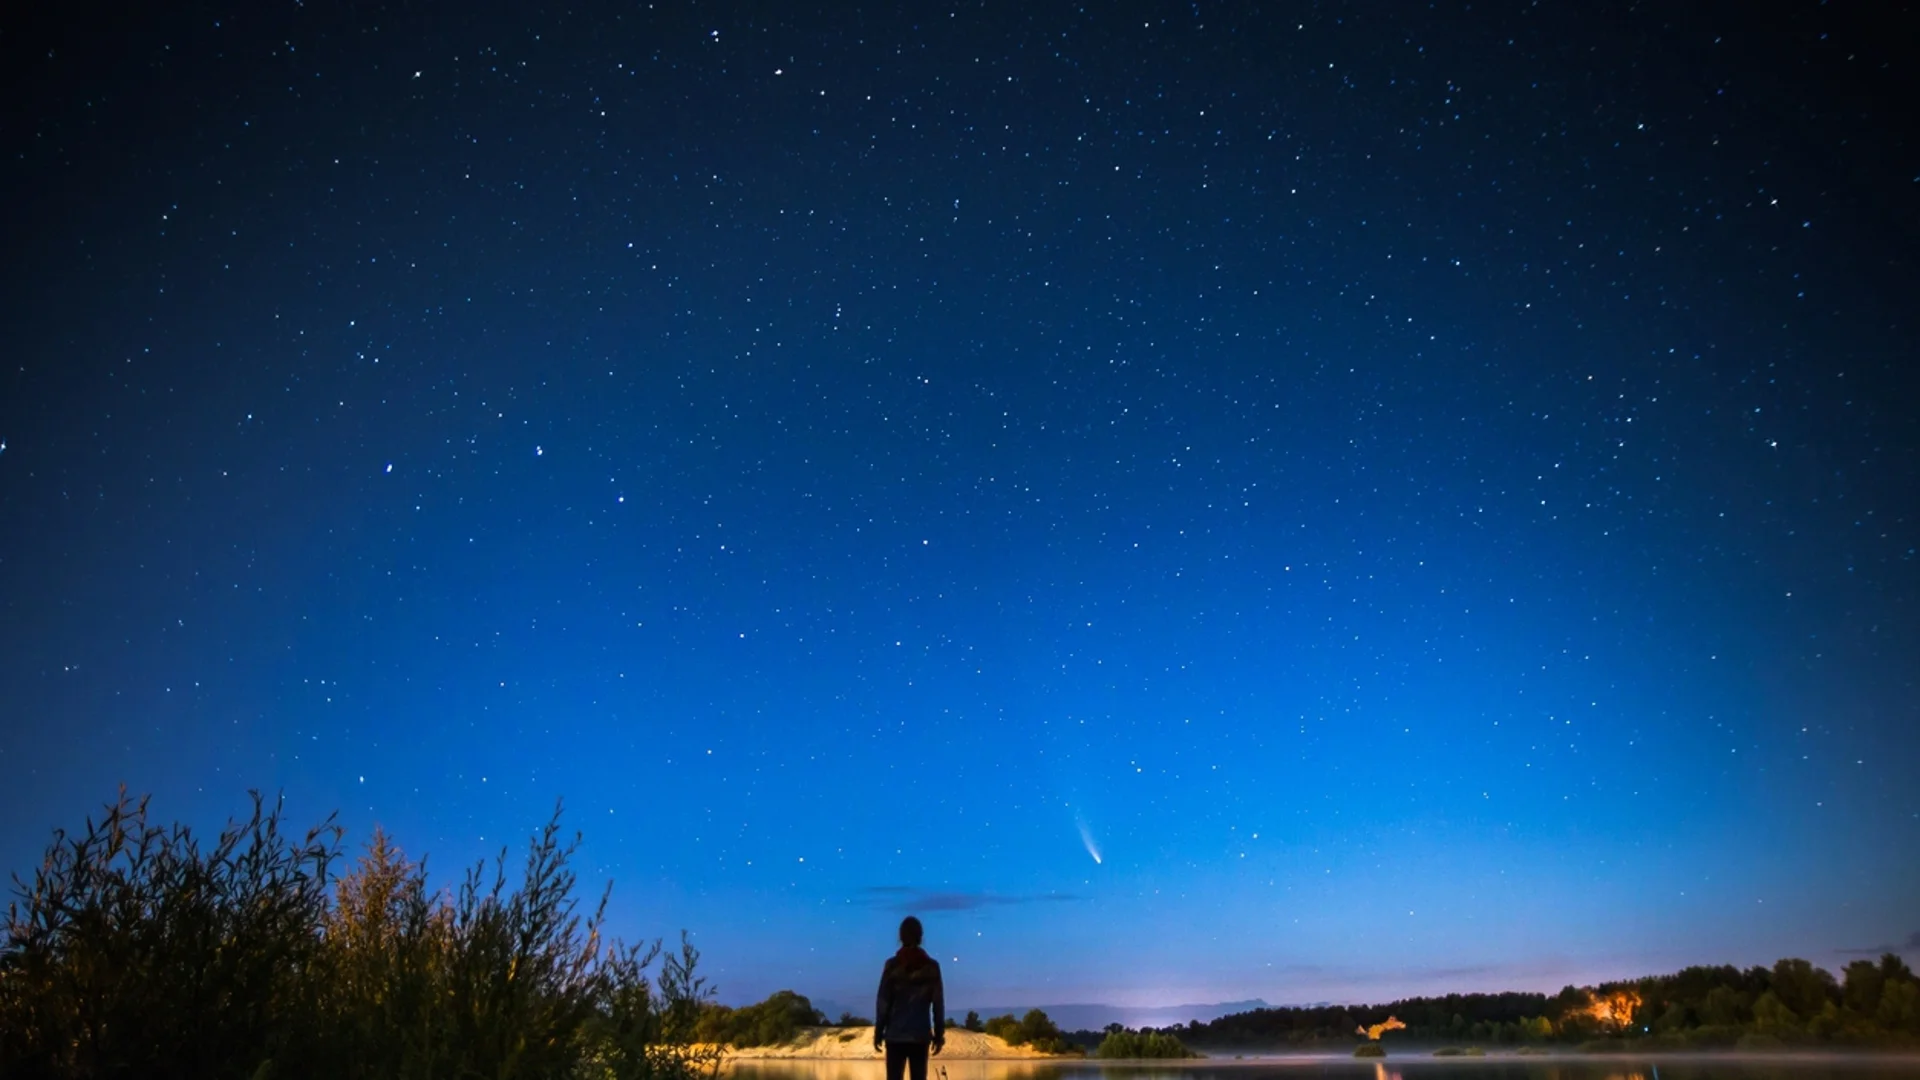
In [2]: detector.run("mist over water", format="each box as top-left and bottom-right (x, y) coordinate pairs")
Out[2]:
(731, 1058), (1920, 1080)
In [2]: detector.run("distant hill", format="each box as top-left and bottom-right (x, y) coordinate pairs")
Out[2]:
(968, 1000), (1272, 1032)
(806, 997), (1273, 1033)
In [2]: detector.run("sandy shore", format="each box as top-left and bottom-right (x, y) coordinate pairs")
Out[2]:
(725, 1028), (1060, 1060)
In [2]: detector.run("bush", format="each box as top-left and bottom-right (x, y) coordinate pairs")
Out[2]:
(0, 789), (336, 1076)
(0, 789), (722, 1080)
(1353, 1043), (1387, 1057)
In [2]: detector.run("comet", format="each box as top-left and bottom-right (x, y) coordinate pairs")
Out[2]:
(1077, 820), (1102, 865)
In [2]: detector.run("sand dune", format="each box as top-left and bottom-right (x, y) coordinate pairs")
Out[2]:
(726, 1027), (1059, 1060)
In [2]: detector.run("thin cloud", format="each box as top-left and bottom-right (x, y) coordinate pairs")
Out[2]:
(1836, 930), (1920, 957)
(1412, 963), (1508, 981)
(861, 886), (1081, 912)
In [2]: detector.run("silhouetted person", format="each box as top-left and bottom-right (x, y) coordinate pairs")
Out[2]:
(874, 915), (945, 1080)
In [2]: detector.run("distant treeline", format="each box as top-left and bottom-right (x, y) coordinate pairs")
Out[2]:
(1177, 957), (1920, 1048)
(1089, 1027), (1202, 1058)
(0, 790), (722, 1079)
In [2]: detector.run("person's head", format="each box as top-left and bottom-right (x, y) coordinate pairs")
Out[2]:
(899, 915), (924, 948)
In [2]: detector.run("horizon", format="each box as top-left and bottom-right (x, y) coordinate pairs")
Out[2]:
(724, 945), (1920, 1016)
(3, 1), (1916, 1011)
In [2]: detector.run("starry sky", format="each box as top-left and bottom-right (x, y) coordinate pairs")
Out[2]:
(2, 1), (1917, 1011)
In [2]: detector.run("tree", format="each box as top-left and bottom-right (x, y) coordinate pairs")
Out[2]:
(700, 990), (826, 1047)
(1878, 980), (1920, 1036)
(979, 1010), (1064, 1052)
(1553, 985), (1590, 1016)
(983, 1014), (1023, 1043)
(1843, 959), (1887, 1017)
(1020, 1008), (1062, 1044)
(1770, 958), (1837, 1020)
(1653, 1001), (1690, 1035)
(1750, 991), (1800, 1036)
(964, 1010), (984, 1032)
(1699, 985), (1748, 1027)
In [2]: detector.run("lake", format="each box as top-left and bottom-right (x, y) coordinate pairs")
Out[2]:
(730, 1055), (1920, 1080)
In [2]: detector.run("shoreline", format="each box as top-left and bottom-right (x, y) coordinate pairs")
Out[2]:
(1161, 1049), (1920, 1065)
(723, 1028), (1059, 1061)
(729, 1046), (1920, 1065)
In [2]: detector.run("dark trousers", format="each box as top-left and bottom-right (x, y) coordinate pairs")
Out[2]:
(886, 1041), (929, 1080)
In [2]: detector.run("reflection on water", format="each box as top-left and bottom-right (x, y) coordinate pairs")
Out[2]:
(730, 1056), (1920, 1080)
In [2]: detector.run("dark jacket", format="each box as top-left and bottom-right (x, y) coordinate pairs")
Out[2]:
(875, 945), (945, 1044)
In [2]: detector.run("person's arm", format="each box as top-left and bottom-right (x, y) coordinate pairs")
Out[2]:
(931, 964), (946, 1052)
(874, 964), (891, 1051)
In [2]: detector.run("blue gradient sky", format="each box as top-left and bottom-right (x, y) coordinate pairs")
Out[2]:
(2, 2), (1916, 1009)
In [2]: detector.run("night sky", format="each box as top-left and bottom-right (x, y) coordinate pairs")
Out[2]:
(3, 2), (1917, 1011)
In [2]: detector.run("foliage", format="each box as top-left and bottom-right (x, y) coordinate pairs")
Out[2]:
(1094, 1028), (1199, 1058)
(1191, 991), (1550, 1048)
(963, 1009), (984, 1032)
(1182, 954), (1920, 1049)
(0, 789), (337, 1077)
(982, 1008), (1069, 1053)
(0, 789), (723, 1080)
(693, 990), (827, 1047)
(1352, 1042), (1386, 1057)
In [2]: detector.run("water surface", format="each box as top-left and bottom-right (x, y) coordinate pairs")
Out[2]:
(732, 1055), (1920, 1080)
